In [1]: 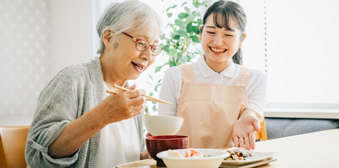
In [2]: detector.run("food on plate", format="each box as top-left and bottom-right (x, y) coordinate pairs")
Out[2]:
(167, 148), (211, 158)
(167, 150), (184, 158)
(185, 148), (209, 158)
(224, 148), (252, 160)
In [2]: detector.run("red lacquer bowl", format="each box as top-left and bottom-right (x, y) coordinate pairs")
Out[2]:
(146, 135), (189, 167)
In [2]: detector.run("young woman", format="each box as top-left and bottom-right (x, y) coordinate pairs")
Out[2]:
(159, 0), (267, 150)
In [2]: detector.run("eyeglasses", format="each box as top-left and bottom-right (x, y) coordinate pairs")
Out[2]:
(122, 32), (163, 56)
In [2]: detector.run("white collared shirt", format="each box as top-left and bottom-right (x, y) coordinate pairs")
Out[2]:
(159, 56), (267, 117)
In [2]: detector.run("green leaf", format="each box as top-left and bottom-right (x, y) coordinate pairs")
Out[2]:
(160, 33), (166, 40)
(152, 105), (157, 112)
(173, 35), (180, 40)
(155, 83), (162, 91)
(163, 45), (170, 53)
(155, 66), (162, 73)
(148, 74), (153, 80)
(166, 5), (177, 12)
(178, 30), (188, 38)
(192, 11), (200, 17)
(186, 23), (193, 33)
(196, 18), (202, 25)
(167, 12), (173, 18)
(191, 35), (200, 43)
(178, 12), (189, 19)
(174, 19), (184, 26)
(162, 62), (169, 67)
(193, 0), (200, 8)
(192, 25), (200, 34)
(169, 48), (178, 56)
(176, 59), (183, 66)
(169, 61), (176, 67)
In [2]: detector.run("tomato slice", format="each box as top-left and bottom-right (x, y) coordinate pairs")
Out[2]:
(185, 148), (205, 157)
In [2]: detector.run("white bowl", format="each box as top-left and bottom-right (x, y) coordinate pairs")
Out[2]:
(156, 148), (230, 168)
(144, 115), (184, 136)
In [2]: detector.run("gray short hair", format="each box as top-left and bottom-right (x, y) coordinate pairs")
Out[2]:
(96, 0), (163, 54)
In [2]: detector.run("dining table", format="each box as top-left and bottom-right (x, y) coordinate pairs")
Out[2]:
(250, 128), (339, 167)
(114, 129), (339, 168)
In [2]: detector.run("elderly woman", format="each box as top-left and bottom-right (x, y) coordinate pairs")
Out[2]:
(25, 1), (163, 167)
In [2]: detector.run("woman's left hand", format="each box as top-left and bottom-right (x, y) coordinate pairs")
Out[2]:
(232, 110), (260, 150)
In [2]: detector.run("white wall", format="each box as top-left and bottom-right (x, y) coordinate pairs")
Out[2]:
(47, 0), (94, 78)
(0, 0), (94, 126)
(0, 0), (49, 126)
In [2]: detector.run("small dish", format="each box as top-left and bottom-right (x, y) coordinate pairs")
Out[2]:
(221, 148), (278, 166)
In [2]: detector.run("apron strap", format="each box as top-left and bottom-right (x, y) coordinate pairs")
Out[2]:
(182, 64), (194, 83)
(235, 68), (252, 86)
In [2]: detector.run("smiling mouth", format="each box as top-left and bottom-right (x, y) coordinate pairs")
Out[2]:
(132, 62), (145, 72)
(210, 47), (226, 53)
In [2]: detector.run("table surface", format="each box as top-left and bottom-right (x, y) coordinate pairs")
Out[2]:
(115, 129), (339, 168)
(254, 128), (339, 167)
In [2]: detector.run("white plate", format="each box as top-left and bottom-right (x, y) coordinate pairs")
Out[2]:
(114, 159), (155, 168)
(221, 149), (278, 166)
(220, 158), (277, 168)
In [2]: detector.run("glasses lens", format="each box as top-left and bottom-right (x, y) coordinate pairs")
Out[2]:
(152, 46), (163, 56)
(136, 40), (149, 51)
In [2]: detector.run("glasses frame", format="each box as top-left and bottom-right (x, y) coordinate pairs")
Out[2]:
(122, 32), (163, 56)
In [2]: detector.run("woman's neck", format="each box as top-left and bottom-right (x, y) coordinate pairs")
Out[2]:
(100, 55), (126, 88)
(205, 58), (231, 73)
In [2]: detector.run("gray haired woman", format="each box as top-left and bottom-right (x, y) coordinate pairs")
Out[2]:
(25, 0), (163, 167)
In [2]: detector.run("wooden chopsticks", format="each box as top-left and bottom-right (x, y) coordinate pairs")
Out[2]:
(106, 84), (172, 104)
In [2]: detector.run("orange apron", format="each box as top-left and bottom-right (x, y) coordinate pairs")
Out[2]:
(176, 64), (252, 148)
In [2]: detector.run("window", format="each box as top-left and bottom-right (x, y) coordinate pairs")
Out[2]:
(240, 0), (339, 118)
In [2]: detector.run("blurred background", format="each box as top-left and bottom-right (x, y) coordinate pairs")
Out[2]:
(0, 0), (338, 139)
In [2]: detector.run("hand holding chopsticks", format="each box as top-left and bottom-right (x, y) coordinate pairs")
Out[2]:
(106, 84), (172, 104)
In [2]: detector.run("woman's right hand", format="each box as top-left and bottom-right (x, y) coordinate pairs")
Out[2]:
(232, 110), (260, 150)
(98, 86), (147, 124)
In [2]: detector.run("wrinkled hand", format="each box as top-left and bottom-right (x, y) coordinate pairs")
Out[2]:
(232, 113), (260, 150)
(97, 84), (147, 124)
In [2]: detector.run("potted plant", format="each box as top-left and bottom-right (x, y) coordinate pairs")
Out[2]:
(145, 0), (208, 113)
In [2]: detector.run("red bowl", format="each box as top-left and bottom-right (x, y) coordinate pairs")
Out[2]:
(146, 135), (189, 167)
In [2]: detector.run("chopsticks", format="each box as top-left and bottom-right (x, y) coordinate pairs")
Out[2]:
(106, 84), (172, 104)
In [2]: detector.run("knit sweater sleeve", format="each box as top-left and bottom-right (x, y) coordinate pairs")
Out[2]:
(25, 67), (81, 167)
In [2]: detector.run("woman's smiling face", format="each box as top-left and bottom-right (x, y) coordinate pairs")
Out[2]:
(112, 31), (158, 79)
(199, 14), (245, 71)
(100, 25), (161, 85)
